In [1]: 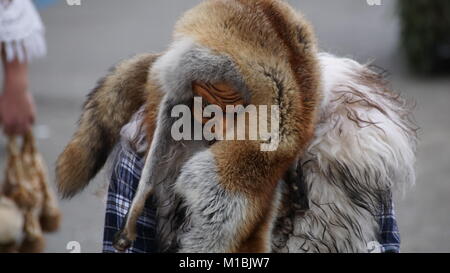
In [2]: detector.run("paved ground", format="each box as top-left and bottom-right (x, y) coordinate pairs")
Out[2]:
(1, 0), (449, 253)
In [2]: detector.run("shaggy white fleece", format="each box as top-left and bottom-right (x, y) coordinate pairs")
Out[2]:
(272, 53), (417, 253)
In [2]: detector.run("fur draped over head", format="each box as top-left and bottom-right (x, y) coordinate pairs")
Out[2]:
(56, 0), (417, 253)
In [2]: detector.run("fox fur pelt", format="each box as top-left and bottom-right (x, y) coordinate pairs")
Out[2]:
(56, 0), (417, 253)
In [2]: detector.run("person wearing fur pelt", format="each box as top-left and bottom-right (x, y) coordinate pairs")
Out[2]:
(56, 0), (417, 253)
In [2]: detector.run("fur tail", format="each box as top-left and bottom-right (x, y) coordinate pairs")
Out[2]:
(56, 54), (159, 199)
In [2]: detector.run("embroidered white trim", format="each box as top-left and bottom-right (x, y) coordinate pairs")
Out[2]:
(0, 0), (46, 62)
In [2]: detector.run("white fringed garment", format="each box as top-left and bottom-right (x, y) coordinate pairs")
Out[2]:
(0, 0), (46, 63)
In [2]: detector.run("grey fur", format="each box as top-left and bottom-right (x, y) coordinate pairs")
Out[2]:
(153, 38), (251, 103)
(142, 94), (208, 251)
(124, 39), (253, 252)
(173, 150), (250, 253)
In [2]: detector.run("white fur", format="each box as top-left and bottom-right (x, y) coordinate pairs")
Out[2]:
(316, 53), (416, 193)
(0, 197), (23, 245)
(151, 37), (196, 93)
(273, 53), (417, 253)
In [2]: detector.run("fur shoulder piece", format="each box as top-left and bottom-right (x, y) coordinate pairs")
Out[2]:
(314, 53), (417, 193)
(273, 53), (418, 253)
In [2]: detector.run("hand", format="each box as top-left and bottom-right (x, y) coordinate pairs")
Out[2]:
(0, 51), (36, 136)
(0, 87), (36, 136)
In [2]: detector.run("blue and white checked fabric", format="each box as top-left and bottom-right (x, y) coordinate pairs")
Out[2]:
(377, 202), (401, 253)
(103, 144), (401, 253)
(102, 147), (157, 253)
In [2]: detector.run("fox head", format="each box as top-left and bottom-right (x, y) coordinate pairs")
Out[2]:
(57, 0), (320, 200)
(150, 0), (321, 182)
(157, 0), (321, 152)
(141, 0), (322, 252)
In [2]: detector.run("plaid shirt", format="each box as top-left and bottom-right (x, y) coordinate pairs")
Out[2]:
(103, 143), (401, 253)
(377, 202), (401, 253)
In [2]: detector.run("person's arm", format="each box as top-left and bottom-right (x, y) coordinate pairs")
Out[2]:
(0, 44), (36, 135)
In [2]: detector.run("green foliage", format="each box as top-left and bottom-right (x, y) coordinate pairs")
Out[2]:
(398, 0), (450, 74)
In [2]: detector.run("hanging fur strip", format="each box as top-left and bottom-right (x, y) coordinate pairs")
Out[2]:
(0, 0), (46, 62)
(56, 0), (417, 253)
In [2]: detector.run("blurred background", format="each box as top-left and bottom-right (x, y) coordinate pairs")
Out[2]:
(1, 0), (449, 253)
